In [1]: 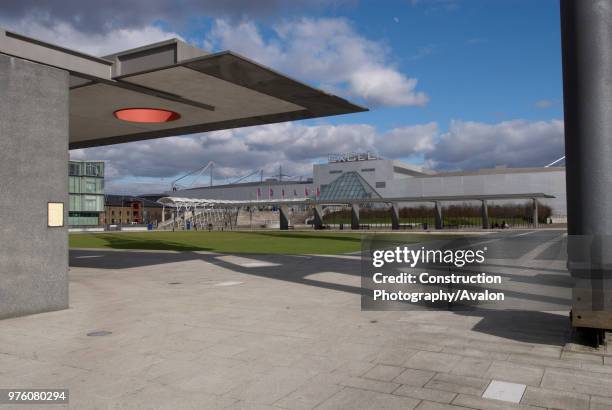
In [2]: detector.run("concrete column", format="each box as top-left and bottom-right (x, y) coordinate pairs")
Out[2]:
(561, 0), (612, 332)
(481, 200), (490, 229)
(434, 201), (443, 230)
(532, 198), (539, 229)
(162, 206), (166, 223)
(351, 203), (360, 230)
(313, 205), (324, 229)
(391, 203), (400, 230)
(279, 205), (290, 230)
(0, 54), (69, 319)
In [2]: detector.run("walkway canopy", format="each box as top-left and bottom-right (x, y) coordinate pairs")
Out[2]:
(158, 196), (310, 209)
(158, 192), (555, 208)
(0, 29), (366, 149)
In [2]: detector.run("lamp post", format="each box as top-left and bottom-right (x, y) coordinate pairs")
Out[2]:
(561, 0), (612, 343)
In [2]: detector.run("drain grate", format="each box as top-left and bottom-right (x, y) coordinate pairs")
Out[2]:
(87, 330), (112, 337)
(168, 282), (182, 285)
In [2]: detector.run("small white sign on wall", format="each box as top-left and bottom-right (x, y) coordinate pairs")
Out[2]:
(48, 202), (64, 227)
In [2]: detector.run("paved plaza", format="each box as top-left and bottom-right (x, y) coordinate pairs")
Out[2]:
(0, 230), (611, 409)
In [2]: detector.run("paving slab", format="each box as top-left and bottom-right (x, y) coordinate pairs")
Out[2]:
(274, 380), (343, 410)
(541, 367), (612, 397)
(450, 357), (493, 377)
(415, 400), (469, 409)
(453, 394), (544, 409)
(316, 387), (420, 410)
(484, 361), (544, 387)
(590, 395), (612, 410)
(392, 368), (436, 387)
(361, 364), (406, 382)
(339, 376), (400, 394)
(404, 351), (463, 373)
(521, 386), (589, 410)
(393, 384), (457, 403)
(424, 373), (490, 396)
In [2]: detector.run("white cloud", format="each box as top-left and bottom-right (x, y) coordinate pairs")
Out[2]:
(535, 99), (555, 109)
(0, 18), (183, 56)
(69, 122), (433, 194)
(204, 18), (428, 107)
(426, 119), (565, 170)
(378, 123), (438, 157)
(71, 119), (565, 194)
(1, 1), (330, 34)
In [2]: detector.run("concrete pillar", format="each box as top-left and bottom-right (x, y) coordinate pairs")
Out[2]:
(391, 203), (400, 230)
(434, 201), (443, 230)
(279, 205), (290, 230)
(561, 0), (612, 332)
(481, 200), (490, 229)
(532, 198), (539, 229)
(313, 205), (324, 229)
(162, 206), (166, 223)
(351, 203), (360, 230)
(0, 54), (69, 319)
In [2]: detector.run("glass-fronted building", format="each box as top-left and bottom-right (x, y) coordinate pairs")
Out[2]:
(69, 161), (105, 226)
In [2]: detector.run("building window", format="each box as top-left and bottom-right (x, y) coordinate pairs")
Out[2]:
(361, 168), (375, 172)
(85, 162), (103, 177)
(85, 180), (96, 193)
(69, 162), (80, 176)
(329, 170), (342, 174)
(375, 182), (386, 188)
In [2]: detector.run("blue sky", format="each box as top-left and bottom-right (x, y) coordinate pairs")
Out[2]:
(345, 0), (563, 128)
(1, 0), (566, 193)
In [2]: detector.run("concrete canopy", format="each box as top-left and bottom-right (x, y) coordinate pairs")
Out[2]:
(0, 29), (367, 149)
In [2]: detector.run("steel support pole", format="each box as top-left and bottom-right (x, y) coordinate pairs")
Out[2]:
(313, 205), (324, 229)
(391, 203), (400, 230)
(561, 0), (612, 331)
(351, 203), (360, 230)
(279, 205), (290, 230)
(532, 198), (539, 229)
(434, 201), (443, 230)
(481, 200), (489, 229)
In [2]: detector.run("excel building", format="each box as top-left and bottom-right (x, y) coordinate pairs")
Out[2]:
(68, 160), (105, 226)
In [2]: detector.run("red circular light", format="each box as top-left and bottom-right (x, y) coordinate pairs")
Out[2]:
(113, 108), (181, 123)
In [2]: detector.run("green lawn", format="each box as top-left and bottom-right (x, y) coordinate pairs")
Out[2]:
(69, 230), (435, 255)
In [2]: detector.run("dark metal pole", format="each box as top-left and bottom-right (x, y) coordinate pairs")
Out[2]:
(279, 205), (289, 230)
(313, 205), (324, 229)
(434, 201), (443, 230)
(561, 0), (612, 332)
(532, 198), (539, 229)
(391, 203), (400, 230)
(481, 200), (489, 229)
(561, 0), (612, 237)
(351, 203), (360, 230)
